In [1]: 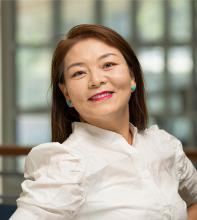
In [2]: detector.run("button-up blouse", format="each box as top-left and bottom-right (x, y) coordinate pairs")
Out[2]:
(10, 122), (197, 220)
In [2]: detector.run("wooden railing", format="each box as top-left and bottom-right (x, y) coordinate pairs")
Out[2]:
(0, 145), (197, 162)
(0, 145), (31, 156)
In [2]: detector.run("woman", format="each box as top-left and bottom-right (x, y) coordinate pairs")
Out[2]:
(10, 24), (197, 220)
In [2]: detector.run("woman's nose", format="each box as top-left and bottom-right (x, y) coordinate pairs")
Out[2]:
(88, 80), (106, 88)
(88, 70), (107, 88)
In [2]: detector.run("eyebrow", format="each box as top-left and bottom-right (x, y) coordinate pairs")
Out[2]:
(66, 53), (118, 71)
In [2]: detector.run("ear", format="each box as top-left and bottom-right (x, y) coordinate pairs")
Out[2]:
(58, 83), (70, 99)
(130, 78), (136, 87)
(129, 70), (135, 83)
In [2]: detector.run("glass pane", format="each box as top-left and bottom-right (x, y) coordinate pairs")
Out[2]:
(144, 74), (165, 93)
(168, 93), (183, 114)
(138, 47), (165, 92)
(147, 94), (165, 115)
(16, 114), (51, 146)
(102, 0), (131, 39)
(169, 0), (191, 41)
(137, 0), (164, 42)
(168, 47), (193, 89)
(16, 0), (52, 44)
(16, 48), (52, 109)
(165, 117), (193, 147)
(16, 114), (51, 172)
(138, 47), (164, 74)
(61, 0), (95, 33)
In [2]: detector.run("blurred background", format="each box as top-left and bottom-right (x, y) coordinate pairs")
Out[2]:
(0, 0), (197, 217)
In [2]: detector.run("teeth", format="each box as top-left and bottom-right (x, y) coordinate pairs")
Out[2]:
(92, 92), (111, 99)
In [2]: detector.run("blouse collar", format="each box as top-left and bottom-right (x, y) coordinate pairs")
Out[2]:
(71, 121), (138, 147)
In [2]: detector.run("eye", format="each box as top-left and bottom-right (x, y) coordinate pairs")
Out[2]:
(103, 62), (116, 69)
(72, 71), (85, 78)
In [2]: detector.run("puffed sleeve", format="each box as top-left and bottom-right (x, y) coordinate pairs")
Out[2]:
(175, 140), (197, 207)
(146, 125), (197, 207)
(10, 142), (86, 220)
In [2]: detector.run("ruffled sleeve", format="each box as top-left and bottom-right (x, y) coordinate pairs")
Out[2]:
(175, 140), (197, 207)
(145, 125), (197, 207)
(10, 142), (86, 220)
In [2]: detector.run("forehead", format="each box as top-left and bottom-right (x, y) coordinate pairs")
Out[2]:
(64, 38), (123, 62)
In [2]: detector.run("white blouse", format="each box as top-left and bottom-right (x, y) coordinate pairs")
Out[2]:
(10, 122), (197, 220)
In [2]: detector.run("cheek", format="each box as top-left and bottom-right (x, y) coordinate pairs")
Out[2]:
(112, 68), (132, 89)
(66, 81), (86, 101)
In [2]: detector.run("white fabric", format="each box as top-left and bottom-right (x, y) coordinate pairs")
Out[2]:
(10, 122), (197, 220)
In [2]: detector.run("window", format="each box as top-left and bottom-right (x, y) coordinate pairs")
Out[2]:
(1, 0), (197, 203)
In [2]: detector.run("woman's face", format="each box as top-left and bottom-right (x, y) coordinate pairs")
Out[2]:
(59, 38), (135, 122)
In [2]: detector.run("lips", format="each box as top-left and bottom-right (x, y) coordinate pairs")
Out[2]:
(88, 91), (114, 101)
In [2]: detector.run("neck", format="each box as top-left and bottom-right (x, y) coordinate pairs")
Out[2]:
(80, 111), (133, 145)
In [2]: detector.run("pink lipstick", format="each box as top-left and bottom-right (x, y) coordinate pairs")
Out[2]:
(89, 91), (114, 102)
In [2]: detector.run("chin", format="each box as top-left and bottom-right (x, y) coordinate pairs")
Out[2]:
(88, 108), (121, 119)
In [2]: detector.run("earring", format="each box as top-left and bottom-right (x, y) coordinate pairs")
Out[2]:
(131, 84), (136, 92)
(66, 99), (73, 107)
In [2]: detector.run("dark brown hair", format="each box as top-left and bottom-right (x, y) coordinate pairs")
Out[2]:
(51, 24), (148, 143)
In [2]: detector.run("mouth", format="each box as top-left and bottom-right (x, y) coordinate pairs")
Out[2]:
(88, 91), (114, 102)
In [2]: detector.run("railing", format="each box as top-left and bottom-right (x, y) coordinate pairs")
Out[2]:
(184, 148), (197, 163)
(0, 145), (31, 156)
(0, 145), (31, 205)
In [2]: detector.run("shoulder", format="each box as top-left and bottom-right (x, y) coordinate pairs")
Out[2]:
(138, 124), (182, 154)
(143, 124), (181, 144)
(18, 142), (87, 217)
(25, 142), (86, 179)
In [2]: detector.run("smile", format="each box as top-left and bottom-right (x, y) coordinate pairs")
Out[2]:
(89, 92), (114, 102)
